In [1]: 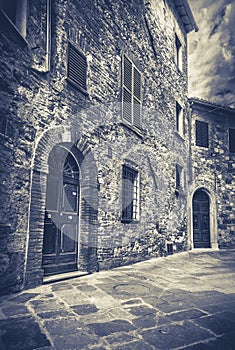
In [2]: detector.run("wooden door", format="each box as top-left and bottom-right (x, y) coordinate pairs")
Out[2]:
(42, 147), (80, 276)
(193, 190), (210, 248)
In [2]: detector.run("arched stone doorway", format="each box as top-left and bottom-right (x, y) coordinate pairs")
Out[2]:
(25, 125), (99, 288)
(192, 189), (211, 248)
(42, 145), (81, 275)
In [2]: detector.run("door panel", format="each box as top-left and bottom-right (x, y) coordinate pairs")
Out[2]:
(61, 224), (77, 252)
(63, 183), (78, 212)
(193, 190), (210, 248)
(42, 147), (80, 276)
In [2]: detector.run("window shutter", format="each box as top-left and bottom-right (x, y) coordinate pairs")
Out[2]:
(134, 68), (141, 100)
(123, 88), (132, 124)
(133, 68), (141, 128)
(133, 99), (141, 129)
(68, 44), (87, 91)
(196, 120), (208, 148)
(229, 128), (235, 153)
(124, 56), (132, 91)
(122, 56), (142, 129)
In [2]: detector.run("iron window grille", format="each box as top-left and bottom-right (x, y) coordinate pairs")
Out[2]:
(122, 55), (142, 129)
(229, 128), (235, 153)
(67, 43), (87, 93)
(196, 120), (209, 148)
(122, 165), (139, 222)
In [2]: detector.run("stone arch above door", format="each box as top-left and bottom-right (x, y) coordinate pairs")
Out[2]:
(24, 126), (98, 288)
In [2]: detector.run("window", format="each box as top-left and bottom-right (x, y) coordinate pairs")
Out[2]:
(196, 120), (209, 148)
(67, 43), (87, 93)
(122, 55), (142, 129)
(176, 164), (182, 190)
(122, 165), (139, 222)
(175, 34), (182, 71)
(0, 0), (27, 37)
(176, 101), (183, 136)
(229, 128), (235, 153)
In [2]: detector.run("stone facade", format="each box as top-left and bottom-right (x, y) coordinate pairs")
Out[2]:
(0, 0), (197, 295)
(189, 98), (235, 250)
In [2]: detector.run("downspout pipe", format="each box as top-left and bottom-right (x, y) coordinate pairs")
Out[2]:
(45, 0), (51, 72)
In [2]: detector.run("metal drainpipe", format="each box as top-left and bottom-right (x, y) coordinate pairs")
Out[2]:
(45, 0), (51, 72)
(188, 101), (193, 185)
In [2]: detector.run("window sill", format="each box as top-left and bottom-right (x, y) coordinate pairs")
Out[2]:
(174, 131), (185, 142)
(0, 10), (28, 46)
(194, 145), (209, 150)
(67, 78), (89, 97)
(120, 121), (143, 139)
(121, 219), (140, 224)
(174, 63), (183, 74)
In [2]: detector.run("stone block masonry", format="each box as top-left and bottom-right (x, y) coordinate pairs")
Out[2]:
(189, 98), (235, 249)
(0, 0), (197, 294)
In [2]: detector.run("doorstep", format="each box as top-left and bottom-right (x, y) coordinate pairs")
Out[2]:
(43, 271), (88, 284)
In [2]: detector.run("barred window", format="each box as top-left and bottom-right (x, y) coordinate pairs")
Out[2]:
(229, 128), (235, 153)
(67, 43), (87, 93)
(196, 120), (209, 148)
(122, 165), (139, 222)
(122, 55), (142, 129)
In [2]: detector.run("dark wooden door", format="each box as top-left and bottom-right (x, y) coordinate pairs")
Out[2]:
(193, 190), (210, 248)
(42, 147), (80, 276)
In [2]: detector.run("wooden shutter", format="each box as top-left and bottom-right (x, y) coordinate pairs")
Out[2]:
(196, 120), (209, 148)
(122, 56), (142, 129)
(133, 67), (141, 128)
(68, 44), (87, 91)
(124, 56), (132, 91)
(123, 88), (132, 124)
(229, 128), (235, 153)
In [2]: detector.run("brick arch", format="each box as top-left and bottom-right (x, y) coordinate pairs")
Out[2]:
(24, 126), (98, 288)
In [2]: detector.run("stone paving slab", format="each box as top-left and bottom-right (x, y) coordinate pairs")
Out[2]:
(0, 250), (235, 349)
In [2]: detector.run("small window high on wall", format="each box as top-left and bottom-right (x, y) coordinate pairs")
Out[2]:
(196, 120), (209, 148)
(176, 101), (184, 136)
(67, 43), (88, 94)
(175, 164), (183, 190)
(122, 165), (139, 222)
(229, 128), (235, 153)
(122, 55), (142, 129)
(175, 34), (182, 71)
(0, 0), (27, 38)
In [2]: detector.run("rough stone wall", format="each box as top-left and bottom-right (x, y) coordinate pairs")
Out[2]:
(0, 0), (192, 294)
(190, 100), (235, 249)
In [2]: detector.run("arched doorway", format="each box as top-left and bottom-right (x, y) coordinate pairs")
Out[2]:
(42, 145), (80, 275)
(193, 189), (211, 248)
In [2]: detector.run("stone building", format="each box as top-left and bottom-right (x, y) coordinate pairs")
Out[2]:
(0, 0), (198, 295)
(189, 98), (235, 250)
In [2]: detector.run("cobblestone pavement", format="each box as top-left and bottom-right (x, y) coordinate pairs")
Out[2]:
(0, 250), (235, 350)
